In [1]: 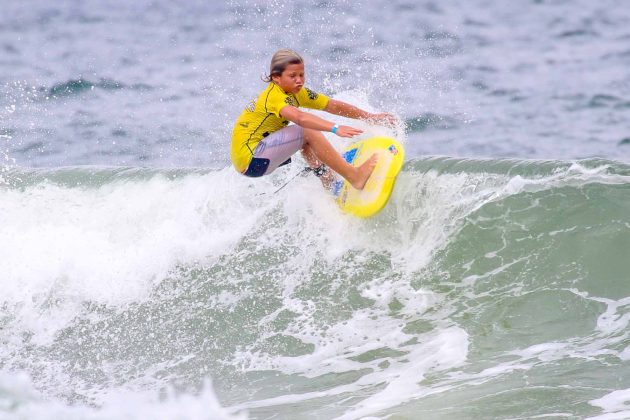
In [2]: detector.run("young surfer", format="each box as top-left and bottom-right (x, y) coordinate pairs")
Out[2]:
(230, 49), (396, 189)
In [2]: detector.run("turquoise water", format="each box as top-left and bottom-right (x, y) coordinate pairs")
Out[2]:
(2, 0), (630, 419)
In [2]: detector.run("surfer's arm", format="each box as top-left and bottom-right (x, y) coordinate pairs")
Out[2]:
(324, 99), (398, 127)
(279, 105), (362, 138)
(324, 99), (371, 119)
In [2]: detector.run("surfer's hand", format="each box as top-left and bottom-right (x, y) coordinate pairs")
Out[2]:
(335, 125), (363, 138)
(368, 112), (399, 127)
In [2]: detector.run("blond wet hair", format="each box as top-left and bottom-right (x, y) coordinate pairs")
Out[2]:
(262, 49), (304, 82)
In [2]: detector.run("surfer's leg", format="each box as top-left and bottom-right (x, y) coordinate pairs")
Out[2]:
(301, 143), (334, 189)
(302, 128), (377, 190)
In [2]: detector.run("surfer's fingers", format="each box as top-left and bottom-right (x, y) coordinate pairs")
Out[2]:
(374, 113), (399, 126)
(336, 126), (363, 137)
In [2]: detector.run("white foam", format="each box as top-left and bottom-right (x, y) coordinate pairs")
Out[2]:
(595, 296), (630, 336)
(587, 388), (630, 420)
(333, 327), (468, 420)
(0, 168), (273, 345)
(234, 326), (469, 419)
(0, 371), (247, 420)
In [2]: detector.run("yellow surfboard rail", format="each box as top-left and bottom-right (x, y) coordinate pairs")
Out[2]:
(332, 136), (405, 218)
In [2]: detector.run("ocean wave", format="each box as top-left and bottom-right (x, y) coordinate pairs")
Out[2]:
(1, 157), (629, 418)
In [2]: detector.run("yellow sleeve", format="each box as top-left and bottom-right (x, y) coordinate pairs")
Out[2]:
(295, 87), (329, 110)
(263, 84), (292, 118)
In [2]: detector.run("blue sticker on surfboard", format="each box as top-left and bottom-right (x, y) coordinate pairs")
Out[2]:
(331, 136), (405, 218)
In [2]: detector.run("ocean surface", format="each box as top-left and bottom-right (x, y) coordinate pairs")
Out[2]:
(1, 0), (630, 419)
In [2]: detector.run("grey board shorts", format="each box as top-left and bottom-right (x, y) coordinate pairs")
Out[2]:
(242, 125), (304, 177)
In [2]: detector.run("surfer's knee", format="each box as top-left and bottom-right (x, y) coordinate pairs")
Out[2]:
(303, 128), (324, 145)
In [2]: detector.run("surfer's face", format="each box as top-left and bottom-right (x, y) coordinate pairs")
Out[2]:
(272, 63), (305, 94)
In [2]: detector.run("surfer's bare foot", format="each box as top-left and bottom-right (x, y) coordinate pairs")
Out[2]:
(350, 154), (378, 190)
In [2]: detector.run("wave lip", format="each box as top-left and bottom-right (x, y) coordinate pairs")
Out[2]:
(404, 113), (459, 132)
(44, 78), (153, 98)
(47, 78), (120, 97)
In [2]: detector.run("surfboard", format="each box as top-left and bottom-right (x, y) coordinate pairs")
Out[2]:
(331, 136), (405, 218)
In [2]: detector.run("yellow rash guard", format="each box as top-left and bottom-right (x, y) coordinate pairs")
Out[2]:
(231, 83), (329, 173)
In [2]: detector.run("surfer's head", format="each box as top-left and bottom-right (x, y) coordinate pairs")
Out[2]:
(264, 49), (305, 94)
(263, 49), (305, 91)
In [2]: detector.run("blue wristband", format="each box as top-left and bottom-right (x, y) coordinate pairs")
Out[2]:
(331, 124), (339, 134)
